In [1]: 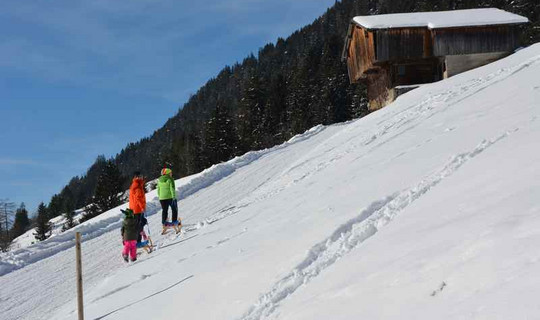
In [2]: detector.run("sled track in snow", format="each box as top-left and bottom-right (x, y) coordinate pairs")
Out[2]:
(249, 54), (540, 206)
(0, 126), (327, 277)
(177, 125), (326, 202)
(92, 275), (194, 320)
(365, 54), (540, 149)
(239, 129), (517, 320)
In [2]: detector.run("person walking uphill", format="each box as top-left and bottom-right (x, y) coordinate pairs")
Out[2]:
(158, 168), (181, 234)
(129, 171), (146, 243)
(121, 208), (139, 262)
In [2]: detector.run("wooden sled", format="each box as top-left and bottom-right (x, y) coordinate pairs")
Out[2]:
(136, 237), (154, 253)
(162, 221), (182, 235)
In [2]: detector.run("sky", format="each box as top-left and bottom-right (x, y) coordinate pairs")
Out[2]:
(0, 0), (337, 215)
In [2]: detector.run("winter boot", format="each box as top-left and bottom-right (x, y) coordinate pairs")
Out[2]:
(122, 254), (129, 263)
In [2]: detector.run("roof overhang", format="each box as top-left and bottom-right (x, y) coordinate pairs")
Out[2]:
(351, 8), (528, 30)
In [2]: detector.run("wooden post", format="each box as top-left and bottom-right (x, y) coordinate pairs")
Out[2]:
(75, 232), (84, 320)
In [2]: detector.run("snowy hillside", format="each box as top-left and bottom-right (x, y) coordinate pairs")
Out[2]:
(1, 43), (540, 320)
(9, 209), (86, 251)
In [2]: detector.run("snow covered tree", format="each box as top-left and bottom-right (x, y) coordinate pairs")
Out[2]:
(34, 202), (52, 242)
(11, 203), (30, 239)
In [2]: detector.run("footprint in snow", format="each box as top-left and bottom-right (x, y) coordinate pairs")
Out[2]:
(430, 281), (447, 296)
(140, 274), (153, 280)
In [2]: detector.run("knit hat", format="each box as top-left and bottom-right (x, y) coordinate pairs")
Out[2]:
(121, 208), (134, 219)
(161, 168), (172, 176)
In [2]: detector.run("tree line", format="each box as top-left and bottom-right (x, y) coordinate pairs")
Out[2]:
(7, 0), (537, 250)
(0, 200), (43, 251)
(0, 158), (127, 251)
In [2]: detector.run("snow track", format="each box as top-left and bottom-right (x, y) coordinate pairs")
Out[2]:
(240, 129), (517, 320)
(0, 125), (327, 277)
(366, 54), (540, 151)
(2, 44), (540, 320)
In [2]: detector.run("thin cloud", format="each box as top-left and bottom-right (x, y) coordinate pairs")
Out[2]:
(0, 158), (38, 166)
(9, 181), (34, 187)
(1, 0), (335, 103)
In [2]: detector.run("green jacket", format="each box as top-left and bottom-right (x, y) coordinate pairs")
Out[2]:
(121, 217), (139, 241)
(157, 174), (176, 200)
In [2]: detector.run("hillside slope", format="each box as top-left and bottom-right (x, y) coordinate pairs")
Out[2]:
(1, 43), (539, 320)
(50, 0), (540, 216)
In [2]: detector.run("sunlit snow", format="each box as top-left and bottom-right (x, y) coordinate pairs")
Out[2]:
(1, 43), (540, 320)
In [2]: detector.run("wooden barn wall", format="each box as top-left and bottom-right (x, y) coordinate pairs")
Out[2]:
(432, 25), (520, 56)
(392, 58), (443, 86)
(366, 66), (393, 111)
(376, 28), (429, 62)
(347, 26), (376, 82)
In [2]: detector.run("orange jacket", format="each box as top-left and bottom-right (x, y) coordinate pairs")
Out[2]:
(129, 177), (146, 214)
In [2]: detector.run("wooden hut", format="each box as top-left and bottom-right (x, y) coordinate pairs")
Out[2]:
(342, 8), (528, 111)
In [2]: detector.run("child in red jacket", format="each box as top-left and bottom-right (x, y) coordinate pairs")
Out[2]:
(129, 171), (146, 243)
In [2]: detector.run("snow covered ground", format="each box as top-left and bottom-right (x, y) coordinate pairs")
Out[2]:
(9, 209), (86, 251)
(1, 43), (539, 320)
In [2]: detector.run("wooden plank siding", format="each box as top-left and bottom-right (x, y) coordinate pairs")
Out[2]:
(346, 24), (523, 82)
(346, 26), (376, 82)
(344, 16), (525, 110)
(375, 28), (430, 61)
(432, 25), (521, 56)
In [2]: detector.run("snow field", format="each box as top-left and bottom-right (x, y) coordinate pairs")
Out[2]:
(0, 43), (539, 320)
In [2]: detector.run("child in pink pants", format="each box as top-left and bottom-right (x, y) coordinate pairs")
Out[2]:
(122, 240), (137, 261)
(121, 209), (139, 262)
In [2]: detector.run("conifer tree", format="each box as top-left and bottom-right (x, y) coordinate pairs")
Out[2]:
(34, 203), (52, 242)
(81, 159), (126, 222)
(0, 200), (15, 251)
(237, 72), (264, 153)
(202, 101), (237, 167)
(47, 194), (64, 219)
(61, 211), (77, 232)
(61, 201), (77, 232)
(0, 221), (4, 252)
(11, 203), (30, 239)
(261, 73), (287, 146)
(94, 159), (126, 210)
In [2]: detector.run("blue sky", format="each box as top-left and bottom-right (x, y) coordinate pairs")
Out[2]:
(0, 0), (337, 215)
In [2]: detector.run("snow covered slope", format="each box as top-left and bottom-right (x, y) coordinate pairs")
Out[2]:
(1, 43), (539, 320)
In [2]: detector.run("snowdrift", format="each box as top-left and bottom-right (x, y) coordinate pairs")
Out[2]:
(1, 43), (539, 320)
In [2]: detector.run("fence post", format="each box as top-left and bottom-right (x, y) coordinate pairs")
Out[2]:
(75, 232), (84, 320)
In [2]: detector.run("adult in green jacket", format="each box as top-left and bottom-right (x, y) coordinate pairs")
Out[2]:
(157, 168), (179, 226)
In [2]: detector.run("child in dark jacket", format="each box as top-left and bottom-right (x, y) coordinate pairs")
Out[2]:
(121, 209), (139, 262)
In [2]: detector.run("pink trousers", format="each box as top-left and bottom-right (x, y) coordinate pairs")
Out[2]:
(122, 240), (137, 260)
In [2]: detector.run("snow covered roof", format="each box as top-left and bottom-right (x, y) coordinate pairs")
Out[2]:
(352, 8), (528, 30)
